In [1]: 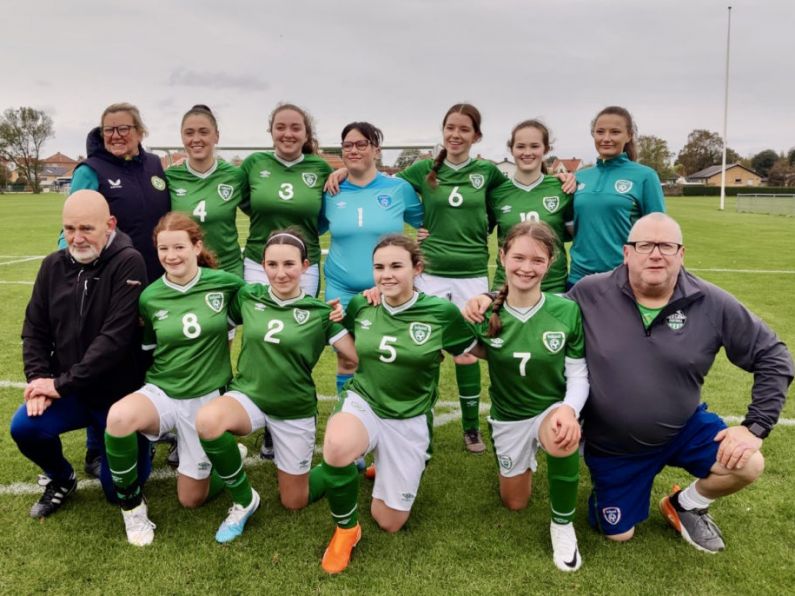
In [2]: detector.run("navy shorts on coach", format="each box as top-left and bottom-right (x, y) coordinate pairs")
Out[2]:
(585, 403), (727, 536)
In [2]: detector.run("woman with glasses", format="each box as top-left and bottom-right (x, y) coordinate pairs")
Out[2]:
(567, 106), (665, 287)
(320, 122), (423, 393)
(70, 102), (171, 284)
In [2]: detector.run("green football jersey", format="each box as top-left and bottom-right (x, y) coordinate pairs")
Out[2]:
(165, 160), (245, 277)
(140, 268), (244, 398)
(489, 175), (573, 292)
(228, 284), (346, 419)
(240, 152), (332, 266)
(344, 292), (476, 419)
(398, 158), (504, 278)
(473, 293), (585, 421)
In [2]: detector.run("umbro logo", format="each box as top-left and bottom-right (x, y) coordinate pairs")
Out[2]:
(336, 201), (346, 208)
(360, 319), (372, 329)
(154, 309), (169, 320)
(174, 188), (187, 197)
(259, 170), (271, 178)
(500, 205), (512, 213)
(254, 303), (266, 311)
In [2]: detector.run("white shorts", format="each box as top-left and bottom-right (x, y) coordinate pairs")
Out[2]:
(244, 257), (320, 297)
(138, 383), (220, 480)
(339, 390), (429, 512)
(226, 391), (315, 475)
(488, 403), (563, 478)
(415, 273), (488, 308)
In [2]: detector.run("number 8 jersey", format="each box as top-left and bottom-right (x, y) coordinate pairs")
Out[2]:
(343, 292), (476, 419)
(139, 268), (244, 399)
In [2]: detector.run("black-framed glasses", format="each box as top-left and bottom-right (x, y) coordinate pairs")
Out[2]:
(625, 241), (682, 255)
(102, 125), (135, 137)
(341, 140), (371, 152)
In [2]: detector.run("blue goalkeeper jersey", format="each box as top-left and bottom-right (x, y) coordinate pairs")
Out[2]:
(321, 172), (423, 295)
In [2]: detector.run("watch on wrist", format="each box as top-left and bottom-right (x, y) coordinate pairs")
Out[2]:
(742, 421), (770, 439)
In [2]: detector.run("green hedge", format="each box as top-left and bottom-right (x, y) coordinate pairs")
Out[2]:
(682, 185), (794, 196)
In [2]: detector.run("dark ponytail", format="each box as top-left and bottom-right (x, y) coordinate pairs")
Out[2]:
(426, 103), (482, 188)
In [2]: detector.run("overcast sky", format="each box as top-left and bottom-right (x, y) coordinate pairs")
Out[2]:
(4, 0), (794, 165)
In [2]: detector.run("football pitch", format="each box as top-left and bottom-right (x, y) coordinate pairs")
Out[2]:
(0, 193), (792, 594)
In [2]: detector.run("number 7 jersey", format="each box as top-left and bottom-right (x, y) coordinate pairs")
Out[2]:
(343, 292), (476, 419)
(139, 268), (244, 398)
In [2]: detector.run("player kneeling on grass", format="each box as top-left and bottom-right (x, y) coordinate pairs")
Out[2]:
(194, 229), (355, 543)
(104, 212), (244, 546)
(468, 222), (588, 572)
(310, 234), (477, 574)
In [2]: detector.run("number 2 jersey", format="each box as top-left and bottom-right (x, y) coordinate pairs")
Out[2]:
(228, 284), (347, 419)
(398, 158), (504, 278)
(140, 268), (244, 399)
(472, 293), (585, 421)
(344, 292), (476, 419)
(165, 160), (246, 277)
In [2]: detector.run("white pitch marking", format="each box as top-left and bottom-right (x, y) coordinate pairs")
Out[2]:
(0, 381), (26, 389)
(0, 256), (44, 267)
(0, 281), (34, 285)
(689, 268), (795, 274)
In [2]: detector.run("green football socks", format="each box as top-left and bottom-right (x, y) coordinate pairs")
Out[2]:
(456, 362), (481, 432)
(200, 432), (253, 507)
(104, 431), (142, 510)
(547, 451), (579, 525)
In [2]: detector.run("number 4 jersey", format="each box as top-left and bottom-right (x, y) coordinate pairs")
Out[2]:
(344, 292), (476, 419)
(140, 268), (244, 398)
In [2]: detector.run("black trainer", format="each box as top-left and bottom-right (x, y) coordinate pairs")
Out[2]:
(259, 429), (274, 460)
(30, 476), (77, 519)
(84, 450), (102, 479)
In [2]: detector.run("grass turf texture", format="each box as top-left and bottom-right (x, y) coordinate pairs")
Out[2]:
(0, 193), (793, 594)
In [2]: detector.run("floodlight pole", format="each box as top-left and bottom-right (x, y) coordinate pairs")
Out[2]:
(719, 6), (732, 211)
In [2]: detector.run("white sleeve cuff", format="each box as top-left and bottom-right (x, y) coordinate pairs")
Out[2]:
(563, 356), (589, 416)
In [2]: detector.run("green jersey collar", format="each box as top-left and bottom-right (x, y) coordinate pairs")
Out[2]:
(268, 285), (306, 306)
(162, 267), (202, 293)
(273, 153), (305, 168)
(511, 174), (545, 192)
(504, 293), (546, 323)
(443, 157), (472, 171)
(185, 159), (219, 179)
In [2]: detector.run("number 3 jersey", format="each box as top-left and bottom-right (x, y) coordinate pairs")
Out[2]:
(165, 160), (246, 277)
(228, 284), (347, 419)
(240, 152), (332, 267)
(472, 293), (585, 421)
(344, 292), (476, 419)
(398, 158), (504, 278)
(139, 268), (244, 399)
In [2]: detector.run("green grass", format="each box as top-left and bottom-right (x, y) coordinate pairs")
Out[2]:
(0, 194), (793, 594)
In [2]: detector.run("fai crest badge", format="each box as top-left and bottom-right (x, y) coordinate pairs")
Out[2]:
(205, 292), (224, 313)
(542, 331), (566, 353)
(602, 507), (621, 526)
(665, 310), (687, 331)
(543, 196), (560, 212)
(469, 174), (485, 189)
(377, 194), (392, 208)
(498, 455), (513, 471)
(293, 308), (310, 325)
(151, 175), (166, 191)
(614, 179), (633, 194)
(409, 322), (432, 345)
(302, 172), (318, 188)
(217, 184), (234, 201)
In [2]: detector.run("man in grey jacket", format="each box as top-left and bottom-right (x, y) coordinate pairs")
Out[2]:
(465, 213), (793, 553)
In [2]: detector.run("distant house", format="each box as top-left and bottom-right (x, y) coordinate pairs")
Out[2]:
(40, 152), (79, 190)
(686, 163), (761, 187)
(550, 158), (584, 175)
(492, 158), (515, 178)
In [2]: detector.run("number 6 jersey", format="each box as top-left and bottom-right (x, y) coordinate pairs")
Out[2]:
(139, 268), (244, 398)
(343, 292), (476, 419)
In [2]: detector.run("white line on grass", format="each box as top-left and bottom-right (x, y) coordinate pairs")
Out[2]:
(0, 281), (34, 285)
(0, 256), (44, 267)
(0, 381), (26, 389)
(688, 268), (795, 274)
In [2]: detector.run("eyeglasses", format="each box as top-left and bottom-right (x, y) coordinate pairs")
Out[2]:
(341, 140), (371, 152)
(625, 241), (682, 256)
(102, 125), (135, 137)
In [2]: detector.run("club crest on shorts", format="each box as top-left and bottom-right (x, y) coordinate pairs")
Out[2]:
(542, 331), (566, 353)
(602, 506), (621, 526)
(293, 308), (310, 325)
(498, 455), (513, 471)
(151, 175), (166, 191)
(377, 194), (392, 208)
(174, 187), (187, 197)
(302, 172), (317, 188)
(543, 196), (560, 212)
(409, 322), (432, 345)
(217, 184), (234, 201)
(614, 179), (633, 194)
(469, 173), (485, 189)
(665, 309), (687, 330)
(205, 292), (224, 313)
